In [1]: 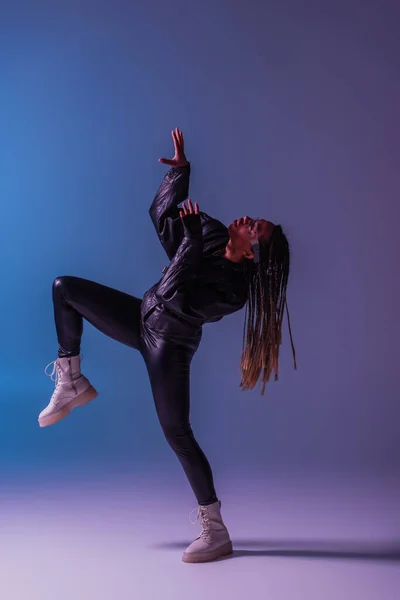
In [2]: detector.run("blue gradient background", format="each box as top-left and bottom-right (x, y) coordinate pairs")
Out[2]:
(1, 0), (399, 489)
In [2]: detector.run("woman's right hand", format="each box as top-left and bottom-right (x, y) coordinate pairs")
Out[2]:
(159, 128), (189, 168)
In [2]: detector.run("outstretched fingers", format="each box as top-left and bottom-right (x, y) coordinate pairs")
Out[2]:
(179, 199), (199, 218)
(173, 127), (185, 152)
(172, 129), (179, 155)
(177, 128), (184, 150)
(159, 128), (185, 165)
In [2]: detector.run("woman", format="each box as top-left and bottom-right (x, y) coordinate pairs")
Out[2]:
(38, 129), (296, 563)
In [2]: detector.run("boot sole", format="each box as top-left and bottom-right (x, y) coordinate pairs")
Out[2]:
(182, 541), (233, 563)
(38, 386), (98, 428)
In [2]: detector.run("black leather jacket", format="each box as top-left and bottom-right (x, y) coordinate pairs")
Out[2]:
(141, 164), (248, 332)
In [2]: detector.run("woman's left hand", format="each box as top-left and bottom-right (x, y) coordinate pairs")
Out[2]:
(179, 199), (199, 218)
(179, 200), (202, 237)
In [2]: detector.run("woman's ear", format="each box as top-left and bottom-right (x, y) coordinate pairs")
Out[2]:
(243, 248), (254, 260)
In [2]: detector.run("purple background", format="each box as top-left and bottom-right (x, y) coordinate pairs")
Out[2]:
(1, 2), (399, 598)
(1, 0), (399, 482)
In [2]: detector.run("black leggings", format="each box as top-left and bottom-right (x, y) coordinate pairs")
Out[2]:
(52, 276), (217, 506)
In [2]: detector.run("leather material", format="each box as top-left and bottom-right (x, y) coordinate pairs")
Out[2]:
(49, 166), (249, 503)
(143, 165), (248, 328)
(52, 276), (217, 504)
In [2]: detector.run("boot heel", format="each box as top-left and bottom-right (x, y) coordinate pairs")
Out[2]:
(73, 386), (98, 408)
(221, 541), (233, 556)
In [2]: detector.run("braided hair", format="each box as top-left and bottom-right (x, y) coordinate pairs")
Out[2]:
(240, 225), (296, 394)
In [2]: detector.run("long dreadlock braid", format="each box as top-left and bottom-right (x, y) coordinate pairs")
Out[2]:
(240, 225), (296, 394)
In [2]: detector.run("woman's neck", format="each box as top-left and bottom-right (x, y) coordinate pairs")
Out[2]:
(223, 241), (245, 263)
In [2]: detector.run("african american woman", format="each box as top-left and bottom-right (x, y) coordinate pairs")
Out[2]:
(38, 128), (296, 563)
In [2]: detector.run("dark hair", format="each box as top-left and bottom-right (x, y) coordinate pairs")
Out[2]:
(240, 225), (296, 394)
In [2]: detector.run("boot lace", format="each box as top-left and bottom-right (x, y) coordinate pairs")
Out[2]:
(45, 360), (62, 405)
(189, 506), (212, 541)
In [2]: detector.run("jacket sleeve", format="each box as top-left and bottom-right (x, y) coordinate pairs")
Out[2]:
(184, 279), (248, 321)
(155, 213), (204, 305)
(157, 219), (248, 322)
(149, 164), (190, 260)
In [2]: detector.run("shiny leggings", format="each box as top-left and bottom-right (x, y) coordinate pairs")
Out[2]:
(52, 276), (217, 506)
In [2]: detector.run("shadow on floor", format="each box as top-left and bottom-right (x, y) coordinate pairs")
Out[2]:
(152, 539), (400, 563)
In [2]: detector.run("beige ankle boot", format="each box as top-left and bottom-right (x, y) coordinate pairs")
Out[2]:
(38, 356), (98, 427)
(182, 500), (233, 563)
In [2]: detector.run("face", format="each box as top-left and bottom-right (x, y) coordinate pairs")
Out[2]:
(228, 216), (275, 258)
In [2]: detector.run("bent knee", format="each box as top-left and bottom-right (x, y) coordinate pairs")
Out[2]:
(53, 276), (76, 299)
(53, 276), (72, 290)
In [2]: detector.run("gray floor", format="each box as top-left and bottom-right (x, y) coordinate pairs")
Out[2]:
(0, 472), (398, 600)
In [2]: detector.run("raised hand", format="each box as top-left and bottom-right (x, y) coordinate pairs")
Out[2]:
(159, 128), (189, 168)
